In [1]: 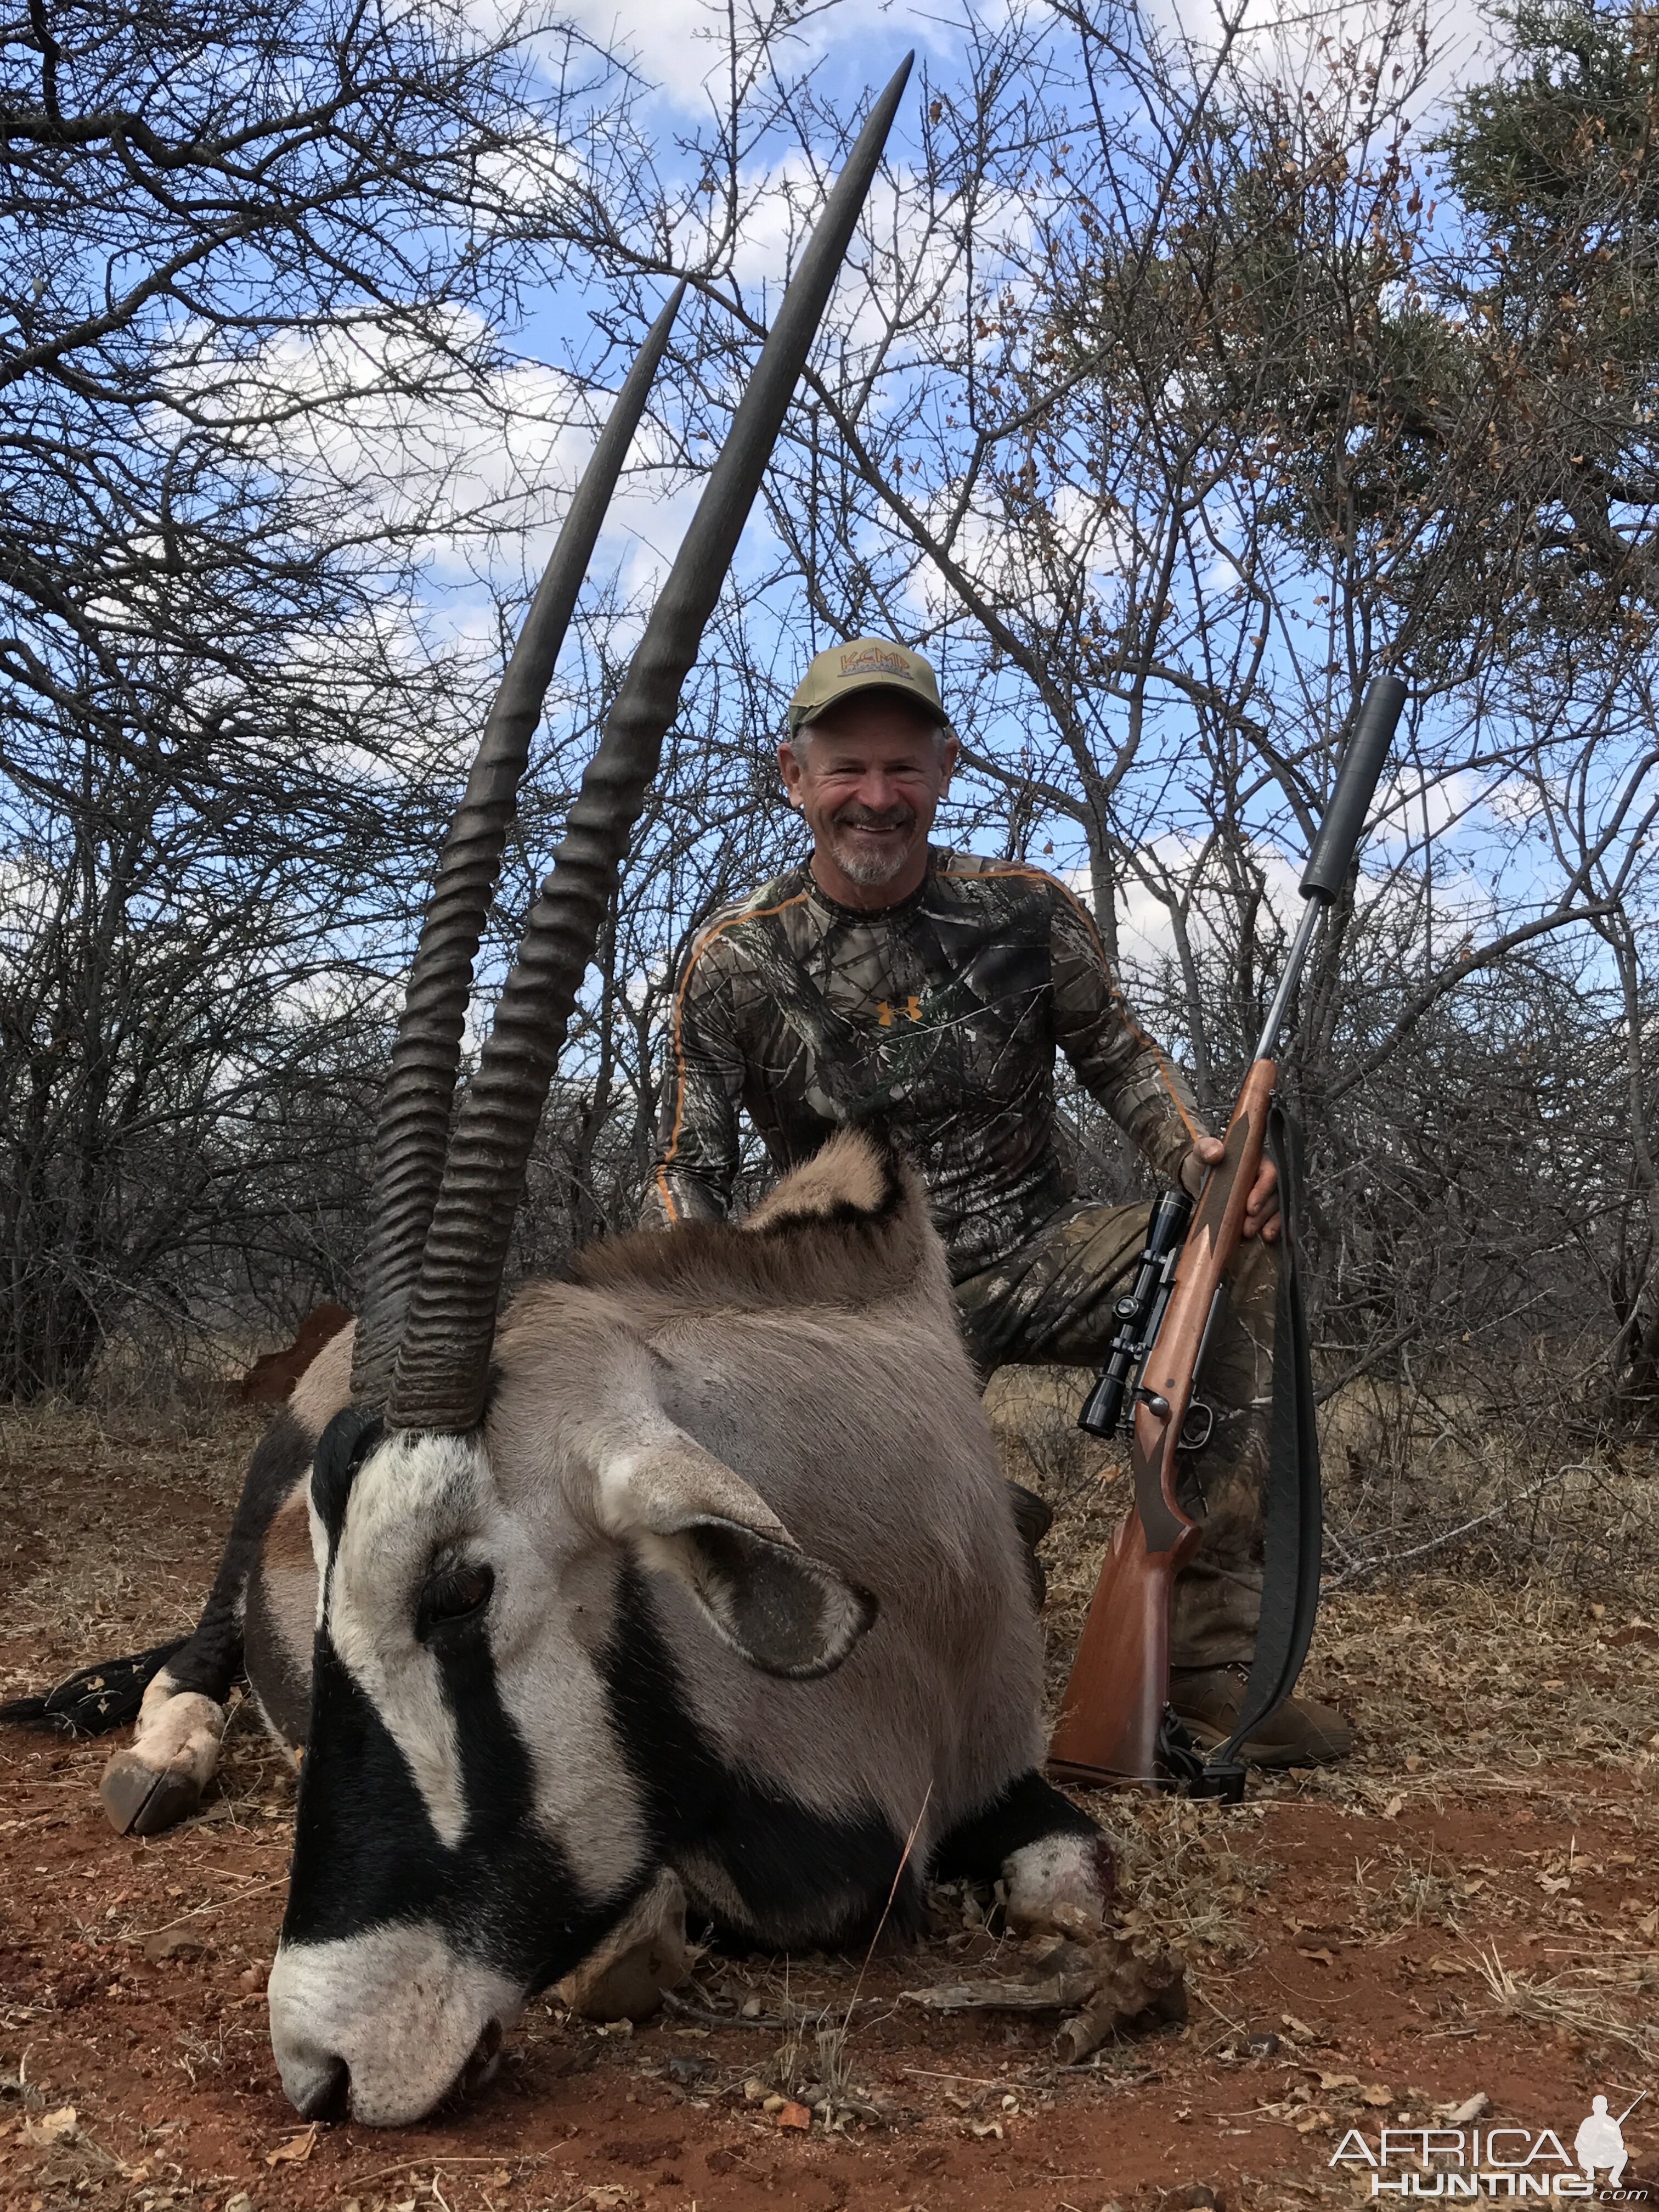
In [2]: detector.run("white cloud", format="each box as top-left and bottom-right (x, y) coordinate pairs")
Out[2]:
(557, 0), (730, 94)
(550, 0), (962, 118)
(902, 476), (1133, 628)
(157, 303), (708, 612)
(1370, 766), (1485, 847)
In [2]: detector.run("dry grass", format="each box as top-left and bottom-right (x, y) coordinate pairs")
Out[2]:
(990, 1356), (1659, 1598)
(0, 1395), (257, 1500)
(1107, 1798), (1282, 1964)
(1475, 1939), (1659, 2063)
(1299, 1575), (1659, 1788)
(0, 1399), (262, 1703)
(990, 1361), (1659, 1797)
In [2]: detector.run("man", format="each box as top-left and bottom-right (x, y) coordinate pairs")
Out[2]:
(642, 637), (1351, 1767)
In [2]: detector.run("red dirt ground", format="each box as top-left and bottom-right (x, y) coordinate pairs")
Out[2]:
(3, 1412), (1657, 2212)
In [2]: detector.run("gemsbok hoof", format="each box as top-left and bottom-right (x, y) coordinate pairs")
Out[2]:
(100, 1751), (204, 1837)
(1003, 1830), (1116, 1937)
(99, 1679), (227, 1836)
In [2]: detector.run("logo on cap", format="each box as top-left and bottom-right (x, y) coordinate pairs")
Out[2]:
(837, 644), (913, 680)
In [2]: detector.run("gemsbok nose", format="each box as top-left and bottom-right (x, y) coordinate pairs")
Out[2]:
(295, 2054), (350, 2123)
(269, 1924), (526, 2126)
(268, 1988), (352, 2123)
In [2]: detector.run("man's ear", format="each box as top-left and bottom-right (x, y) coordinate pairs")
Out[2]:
(777, 738), (805, 808)
(594, 1432), (876, 1680)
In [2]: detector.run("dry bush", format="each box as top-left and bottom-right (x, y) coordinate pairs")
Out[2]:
(988, 1350), (1659, 1606)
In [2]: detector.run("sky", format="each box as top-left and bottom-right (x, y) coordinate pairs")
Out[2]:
(481, 0), (1506, 607)
(558, 0), (1498, 130)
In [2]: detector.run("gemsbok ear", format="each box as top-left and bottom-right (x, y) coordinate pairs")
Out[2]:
(597, 1437), (878, 1680)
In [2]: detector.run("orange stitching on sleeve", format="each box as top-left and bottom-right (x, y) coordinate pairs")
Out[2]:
(937, 859), (1201, 1144)
(653, 890), (810, 1220)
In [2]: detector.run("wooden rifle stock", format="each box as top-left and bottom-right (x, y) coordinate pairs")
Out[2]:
(1048, 1059), (1277, 1786)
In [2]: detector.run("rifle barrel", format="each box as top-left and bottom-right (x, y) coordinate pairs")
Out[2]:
(1252, 894), (1321, 1063)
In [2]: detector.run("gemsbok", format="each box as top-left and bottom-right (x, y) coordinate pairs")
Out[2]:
(4, 60), (1158, 2127)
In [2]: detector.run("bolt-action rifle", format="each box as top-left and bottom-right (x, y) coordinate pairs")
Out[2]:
(1048, 675), (1408, 1794)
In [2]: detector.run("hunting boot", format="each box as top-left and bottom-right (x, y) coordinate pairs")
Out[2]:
(1168, 1663), (1353, 1768)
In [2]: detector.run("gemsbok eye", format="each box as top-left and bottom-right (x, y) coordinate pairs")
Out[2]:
(417, 1564), (494, 1639)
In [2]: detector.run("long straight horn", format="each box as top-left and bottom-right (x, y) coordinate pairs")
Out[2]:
(349, 286), (686, 1409)
(388, 57), (914, 1434)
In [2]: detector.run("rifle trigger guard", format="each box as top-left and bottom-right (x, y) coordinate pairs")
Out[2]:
(1177, 1399), (1215, 1453)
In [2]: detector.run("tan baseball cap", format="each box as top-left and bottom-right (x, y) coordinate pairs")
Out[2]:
(786, 637), (950, 739)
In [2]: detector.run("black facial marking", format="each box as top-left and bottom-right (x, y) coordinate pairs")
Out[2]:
(602, 1568), (921, 1946)
(281, 1601), (627, 1993)
(243, 1569), (311, 1749)
(929, 1769), (1099, 1886)
(310, 1407), (383, 1553)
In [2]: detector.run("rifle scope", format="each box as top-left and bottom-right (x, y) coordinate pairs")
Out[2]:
(1077, 1185), (1194, 1438)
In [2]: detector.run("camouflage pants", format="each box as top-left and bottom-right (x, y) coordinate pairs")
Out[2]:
(955, 1201), (1277, 1669)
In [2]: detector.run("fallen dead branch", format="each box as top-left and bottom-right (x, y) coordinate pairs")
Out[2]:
(659, 1988), (893, 2034)
(902, 1932), (1186, 2062)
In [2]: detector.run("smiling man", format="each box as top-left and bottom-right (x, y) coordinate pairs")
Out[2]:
(642, 637), (1350, 1768)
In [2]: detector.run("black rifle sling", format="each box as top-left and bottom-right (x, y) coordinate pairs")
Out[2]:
(1204, 1099), (1323, 1776)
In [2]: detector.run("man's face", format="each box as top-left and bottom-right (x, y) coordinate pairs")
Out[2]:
(778, 695), (956, 897)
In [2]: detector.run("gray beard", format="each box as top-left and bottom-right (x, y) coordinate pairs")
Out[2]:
(825, 818), (919, 887)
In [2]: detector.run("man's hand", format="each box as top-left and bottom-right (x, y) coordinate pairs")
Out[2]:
(1184, 1135), (1280, 1242)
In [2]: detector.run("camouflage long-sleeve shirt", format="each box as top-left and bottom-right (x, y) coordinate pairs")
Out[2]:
(643, 848), (1206, 1281)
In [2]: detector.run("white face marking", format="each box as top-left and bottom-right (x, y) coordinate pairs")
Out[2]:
(320, 1432), (482, 1849)
(307, 1482), (331, 1621)
(269, 1922), (521, 2127)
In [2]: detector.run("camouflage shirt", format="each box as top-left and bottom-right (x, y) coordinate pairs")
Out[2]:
(642, 847), (1206, 1281)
